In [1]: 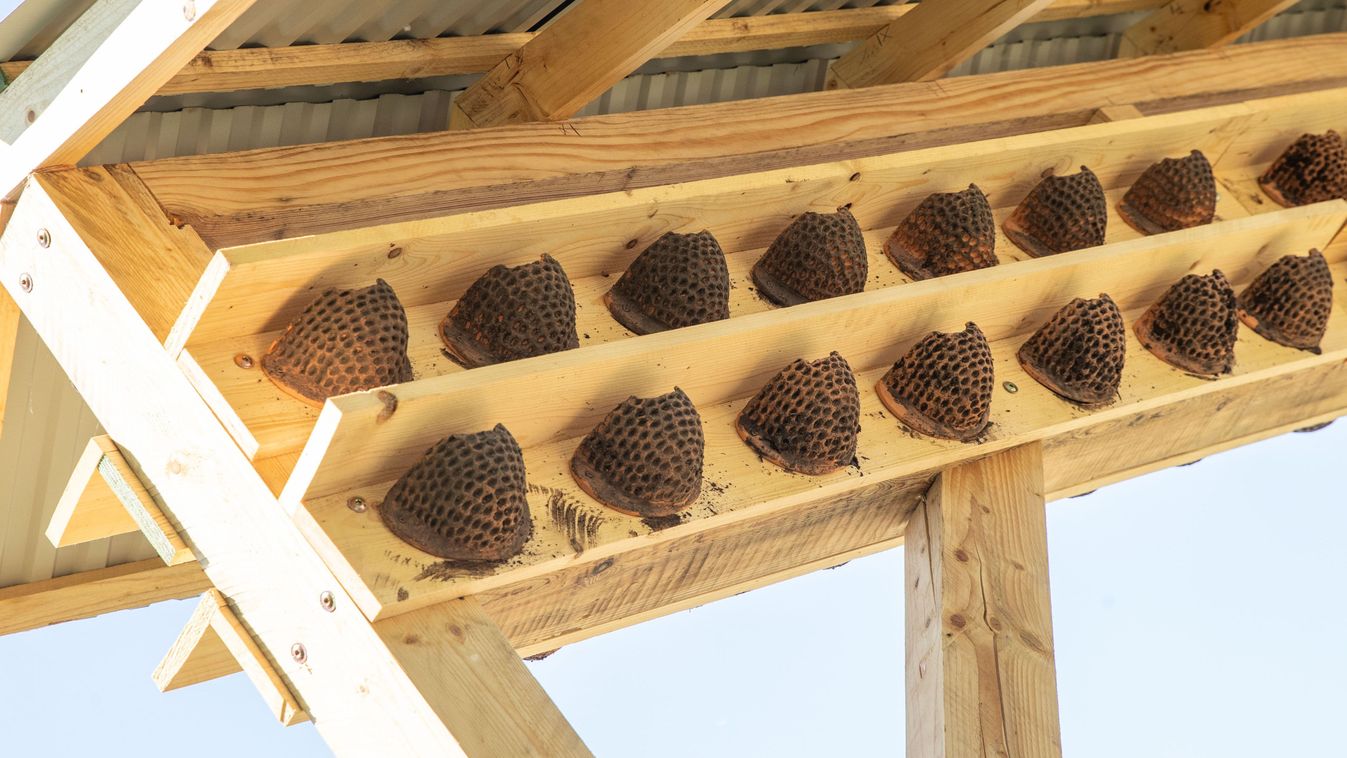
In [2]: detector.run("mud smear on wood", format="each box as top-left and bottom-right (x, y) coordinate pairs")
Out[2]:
(642, 513), (683, 531)
(543, 486), (603, 553)
(415, 557), (498, 581)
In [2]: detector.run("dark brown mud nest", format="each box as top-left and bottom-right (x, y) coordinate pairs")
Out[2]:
(379, 424), (532, 562)
(1259, 131), (1347, 207)
(440, 254), (579, 368)
(1017, 294), (1126, 407)
(605, 230), (731, 335)
(1237, 249), (1334, 354)
(1003, 166), (1107, 257)
(735, 352), (861, 475)
(1134, 270), (1239, 378)
(262, 279), (413, 406)
(752, 207), (867, 306)
(884, 184), (997, 279)
(570, 388), (705, 517)
(1118, 150), (1217, 234)
(877, 322), (993, 441)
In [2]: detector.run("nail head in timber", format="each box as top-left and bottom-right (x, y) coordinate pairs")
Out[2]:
(735, 352), (861, 475)
(1017, 294), (1126, 407)
(1237, 250), (1334, 354)
(751, 206), (867, 306)
(877, 322), (993, 442)
(1003, 166), (1107, 257)
(1134, 270), (1239, 378)
(261, 279), (414, 406)
(1118, 150), (1217, 234)
(884, 184), (997, 280)
(439, 254), (579, 368)
(605, 230), (731, 335)
(570, 388), (705, 518)
(1259, 131), (1347, 208)
(379, 424), (533, 563)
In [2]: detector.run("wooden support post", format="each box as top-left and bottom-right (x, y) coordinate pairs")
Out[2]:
(1119, 0), (1300, 56)
(826, 0), (1056, 89)
(449, 0), (730, 129)
(154, 590), (308, 726)
(906, 443), (1062, 757)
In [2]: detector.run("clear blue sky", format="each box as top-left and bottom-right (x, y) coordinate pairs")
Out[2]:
(2, 420), (1344, 756)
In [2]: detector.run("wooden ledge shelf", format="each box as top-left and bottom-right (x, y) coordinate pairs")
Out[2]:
(279, 202), (1346, 621)
(46, 435), (196, 566)
(153, 589), (308, 726)
(168, 88), (1344, 477)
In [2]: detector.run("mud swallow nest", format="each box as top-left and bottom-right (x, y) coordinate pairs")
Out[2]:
(379, 424), (533, 562)
(1004, 166), (1107, 257)
(570, 387), (705, 517)
(261, 279), (414, 406)
(605, 230), (731, 335)
(1237, 250), (1334, 354)
(884, 184), (997, 279)
(877, 322), (993, 442)
(752, 207), (867, 306)
(1118, 150), (1217, 234)
(735, 352), (860, 475)
(1134, 271), (1239, 378)
(1259, 131), (1347, 207)
(440, 254), (579, 368)
(1018, 294), (1126, 407)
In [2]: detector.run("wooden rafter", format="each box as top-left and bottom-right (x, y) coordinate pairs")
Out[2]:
(449, 0), (731, 129)
(1120, 0), (1301, 56)
(826, 0), (1057, 89)
(0, 559), (210, 637)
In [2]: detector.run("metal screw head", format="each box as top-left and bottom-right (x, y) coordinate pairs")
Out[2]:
(36, 229), (50, 248)
(347, 496), (367, 513)
(233, 353), (255, 369)
(1002, 381), (1019, 394)
(319, 591), (336, 613)
(182, 1), (196, 21)
(18, 273), (32, 293)
(291, 643), (307, 664)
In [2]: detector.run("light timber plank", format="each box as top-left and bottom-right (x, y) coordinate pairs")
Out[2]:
(0, 0), (258, 200)
(154, 590), (308, 726)
(0, 285), (18, 441)
(450, 0), (730, 128)
(0, 558), (210, 636)
(128, 33), (1347, 247)
(826, 0), (1057, 89)
(1120, 0), (1300, 56)
(906, 444), (1062, 757)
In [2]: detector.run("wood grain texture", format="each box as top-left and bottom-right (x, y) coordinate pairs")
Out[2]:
(450, 0), (730, 128)
(46, 436), (140, 548)
(1120, 0), (1300, 56)
(128, 33), (1347, 248)
(907, 443), (1062, 757)
(0, 558), (209, 636)
(0, 285), (23, 442)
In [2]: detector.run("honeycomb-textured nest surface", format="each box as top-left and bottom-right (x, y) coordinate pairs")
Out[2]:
(571, 387), (705, 517)
(262, 279), (413, 406)
(1003, 166), (1107, 257)
(884, 184), (997, 280)
(1119, 150), (1217, 234)
(735, 352), (860, 475)
(1135, 270), (1239, 378)
(1017, 294), (1126, 407)
(1237, 250), (1334, 353)
(1259, 131), (1347, 207)
(440, 254), (579, 368)
(379, 424), (533, 562)
(606, 231), (731, 335)
(877, 322), (993, 441)
(751, 207), (868, 306)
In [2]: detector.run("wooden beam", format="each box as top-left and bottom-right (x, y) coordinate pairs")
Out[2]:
(0, 0), (257, 199)
(0, 285), (18, 441)
(450, 0), (730, 129)
(826, 0), (1058, 89)
(127, 33), (1347, 248)
(0, 559), (210, 636)
(0, 1), (1163, 97)
(1119, 0), (1300, 56)
(906, 444), (1062, 757)
(154, 590), (308, 726)
(46, 435), (196, 566)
